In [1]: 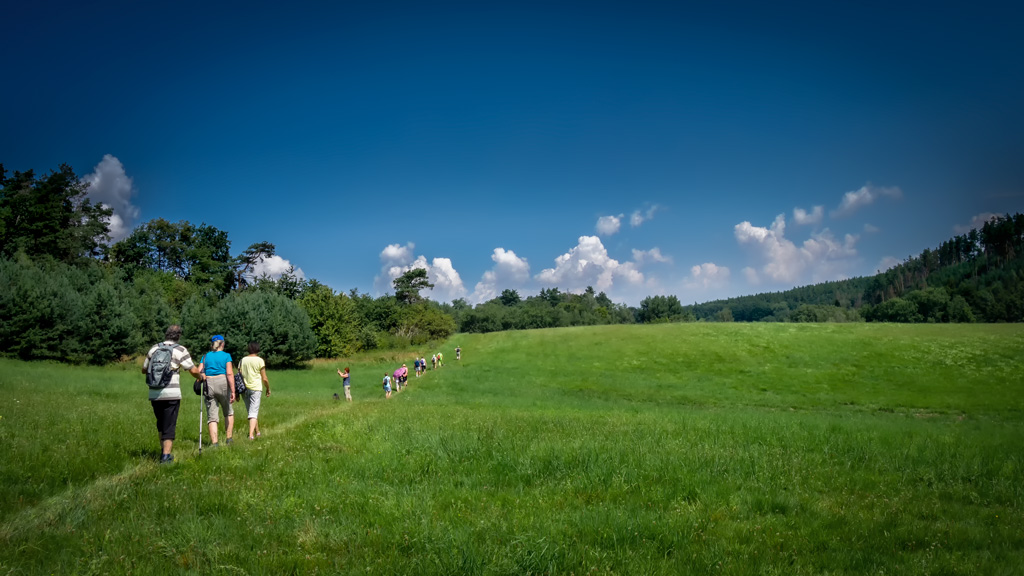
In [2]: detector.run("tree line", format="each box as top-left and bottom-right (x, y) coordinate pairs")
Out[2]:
(0, 163), (460, 366)
(685, 213), (1024, 324)
(2, 163), (1021, 365)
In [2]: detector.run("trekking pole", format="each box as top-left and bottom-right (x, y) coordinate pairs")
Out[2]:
(198, 352), (208, 456)
(199, 380), (203, 455)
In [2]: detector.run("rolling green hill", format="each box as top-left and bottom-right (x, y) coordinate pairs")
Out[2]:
(2, 323), (1023, 574)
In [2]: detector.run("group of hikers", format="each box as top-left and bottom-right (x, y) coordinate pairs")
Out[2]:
(142, 325), (271, 464)
(143, 326), (458, 464)
(339, 346), (462, 401)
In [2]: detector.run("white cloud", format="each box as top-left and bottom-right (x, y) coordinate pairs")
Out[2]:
(743, 266), (760, 285)
(684, 262), (731, 290)
(80, 154), (140, 242)
(424, 257), (467, 302)
(863, 223), (880, 234)
(735, 214), (859, 285)
(535, 235), (644, 293)
(630, 205), (660, 227)
(954, 212), (999, 234)
(380, 242), (415, 265)
(631, 247), (672, 264)
(876, 256), (901, 273)
(471, 248), (531, 304)
(375, 244), (467, 302)
(252, 255), (305, 280)
(793, 205), (823, 226)
(832, 184), (902, 218)
(596, 214), (623, 236)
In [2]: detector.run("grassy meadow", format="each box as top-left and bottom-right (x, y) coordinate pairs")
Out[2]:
(1, 323), (1023, 575)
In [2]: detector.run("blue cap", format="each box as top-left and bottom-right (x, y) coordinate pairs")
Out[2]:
(211, 335), (224, 342)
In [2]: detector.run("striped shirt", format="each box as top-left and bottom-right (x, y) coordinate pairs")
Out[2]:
(144, 341), (196, 401)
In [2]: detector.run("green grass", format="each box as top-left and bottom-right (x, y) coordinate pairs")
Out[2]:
(1, 323), (1023, 574)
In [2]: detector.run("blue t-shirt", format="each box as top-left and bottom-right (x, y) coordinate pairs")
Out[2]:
(203, 350), (232, 376)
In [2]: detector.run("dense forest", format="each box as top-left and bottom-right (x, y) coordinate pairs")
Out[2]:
(2, 162), (1022, 365)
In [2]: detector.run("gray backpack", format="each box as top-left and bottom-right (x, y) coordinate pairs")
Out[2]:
(146, 343), (176, 389)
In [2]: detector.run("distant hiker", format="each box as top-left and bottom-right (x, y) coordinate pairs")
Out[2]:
(437, 352), (444, 367)
(414, 357), (422, 377)
(198, 335), (236, 447)
(431, 354), (437, 370)
(393, 367), (404, 391)
(421, 357), (427, 374)
(455, 346), (461, 360)
(142, 325), (202, 464)
(337, 367), (352, 402)
(238, 341), (270, 440)
(383, 372), (392, 398)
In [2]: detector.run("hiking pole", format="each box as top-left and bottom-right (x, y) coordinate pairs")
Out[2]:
(198, 352), (209, 456)
(198, 379), (203, 455)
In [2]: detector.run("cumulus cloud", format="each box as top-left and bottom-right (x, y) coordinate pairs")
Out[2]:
(876, 256), (901, 273)
(380, 242), (415, 266)
(793, 205), (824, 226)
(743, 266), (760, 285)
(535, 235), (644, 293)
(832, 184), (902, 218)
(596, 214), (623, 236)
(735, 214), (859, 284)
(471, 248), (531, 304)
(424, 257), (467, 302)
(80, 154), (140, 242)
(863, 223), (880, 234)
(631, 247), (672, 264)
(684, 262), (731, 290)
(252, 255), (305, 280)
(630, 205), (660, 227)
(375, 243), (468, 302)
(954, 212), (999, 234)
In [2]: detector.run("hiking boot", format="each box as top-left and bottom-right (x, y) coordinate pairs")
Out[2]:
(225, 438), (233, 445)
(159, 454), (174, 464)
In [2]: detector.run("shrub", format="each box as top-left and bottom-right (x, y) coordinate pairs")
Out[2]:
(211, 291), (316, 367)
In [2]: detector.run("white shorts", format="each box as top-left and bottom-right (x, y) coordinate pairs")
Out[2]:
(244, 389), (262, 419)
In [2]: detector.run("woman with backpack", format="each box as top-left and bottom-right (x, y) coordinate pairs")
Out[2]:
(238, 341), (270, 440)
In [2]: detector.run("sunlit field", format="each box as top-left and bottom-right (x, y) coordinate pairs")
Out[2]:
(1, 323), (1023, 575)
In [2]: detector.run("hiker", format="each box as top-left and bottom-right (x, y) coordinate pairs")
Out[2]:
(198, 335), (235, 447)
(455, 346), (461, 360)
(393, 367), (404, 391)
(400, 364), (408, 386)
(431, 354), (437, 370)
(383, 372), (392, 398)
(238, 341), (270, 439)
(413, 357), (421, 377)
(142, 325), (202, 464)
(337, 367), (352, 401)
(437, 352), (443, 367)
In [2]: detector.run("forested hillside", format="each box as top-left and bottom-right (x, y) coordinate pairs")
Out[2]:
(685, 213), (1024, 323)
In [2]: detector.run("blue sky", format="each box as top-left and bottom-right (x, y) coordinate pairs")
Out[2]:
(3, 1), (1022, 305)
